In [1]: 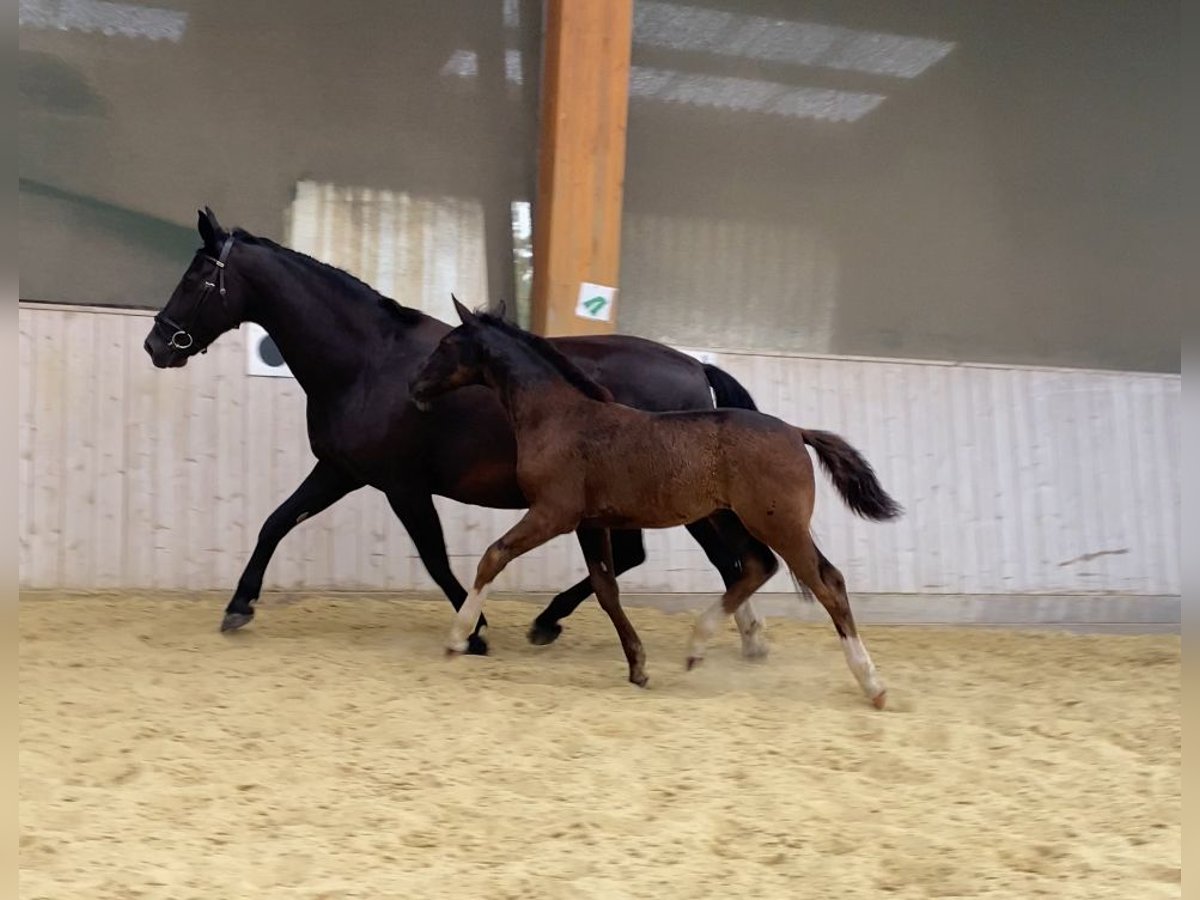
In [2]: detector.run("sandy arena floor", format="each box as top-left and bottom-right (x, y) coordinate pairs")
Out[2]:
(20, 592), (1180, 899)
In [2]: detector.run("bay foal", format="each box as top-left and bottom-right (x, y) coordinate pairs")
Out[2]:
(410, 300), (903, 708)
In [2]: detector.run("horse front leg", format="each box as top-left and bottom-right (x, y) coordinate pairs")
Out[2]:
(577, 527), (648, 687)
(447, 510), (572, 654)
(387, 490), (489, 656)
(527, 528), (647, 646)
(222, 460), (361, 632)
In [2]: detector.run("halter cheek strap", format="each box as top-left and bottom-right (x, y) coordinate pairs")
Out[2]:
(153, 235), (236, 354)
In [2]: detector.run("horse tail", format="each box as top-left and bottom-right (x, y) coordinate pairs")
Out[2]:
(800, 429), (903, 522)
(702, 363), (758, 411)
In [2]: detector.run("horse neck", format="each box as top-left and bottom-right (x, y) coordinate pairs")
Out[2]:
(487, 342), (588, 433)
(238, 244), (399, 393)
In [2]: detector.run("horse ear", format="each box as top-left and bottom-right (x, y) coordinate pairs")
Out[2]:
(451, 294), (476, 325)
(197, 207), (224, 251)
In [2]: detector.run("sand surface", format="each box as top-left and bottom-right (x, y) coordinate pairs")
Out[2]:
(20, 592), (1180, 899)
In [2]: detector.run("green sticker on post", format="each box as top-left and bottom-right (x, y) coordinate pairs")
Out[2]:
(575, 282), (616, 323)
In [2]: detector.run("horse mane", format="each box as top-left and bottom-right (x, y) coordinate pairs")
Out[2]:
(475, 312), (614, 403)
(229, 228), (426, 327)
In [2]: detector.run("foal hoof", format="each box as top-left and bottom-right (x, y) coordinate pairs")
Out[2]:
(527, 620), (563, 646)
(629, 672), (649, 689)
(741, 642), (770, 661)
(220, 610), (255, 633)
(685, 656), (703, 671)
(465, 633), (489, 656)
(871, 690), (888, 711)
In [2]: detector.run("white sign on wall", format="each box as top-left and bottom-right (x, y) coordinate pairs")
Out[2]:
(245, 323), (294, 378)
(575, 282), (616, 322)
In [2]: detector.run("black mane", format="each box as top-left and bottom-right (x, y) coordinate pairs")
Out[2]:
(476, 312), (613, 402)
(230, 228), (426, 327)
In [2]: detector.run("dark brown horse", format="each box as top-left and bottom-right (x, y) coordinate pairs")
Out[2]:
(411, 300), (903, 708)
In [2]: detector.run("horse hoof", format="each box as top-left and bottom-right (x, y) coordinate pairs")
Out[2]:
(871, 690), (888, 710)
(527, 621), (562, 646)
(465, 633), (489, 656)
(630, 672), (649, 688)
(445, 645), (465, 658)
(741, 643), (770, 661)
(685, 656), (702, 671)
(220, 611), (254, 632)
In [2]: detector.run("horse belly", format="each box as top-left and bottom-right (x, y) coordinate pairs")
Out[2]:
(428, 414), (528, 509)
(583, 507), (708, 530)
(584, 461), (723, 530)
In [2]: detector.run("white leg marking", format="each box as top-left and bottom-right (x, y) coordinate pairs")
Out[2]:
(689, 598), (727, 661)
(734, 599), (768, 659)
(840, 635), (886, 702)
(447, 584), (491, 653)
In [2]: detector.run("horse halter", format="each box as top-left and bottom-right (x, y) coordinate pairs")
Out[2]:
(153, 235), (236, 354)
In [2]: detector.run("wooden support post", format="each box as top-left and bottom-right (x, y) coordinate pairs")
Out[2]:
(530, 0), (634, 337)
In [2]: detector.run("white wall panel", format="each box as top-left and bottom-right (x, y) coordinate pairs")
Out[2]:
(19, 304), (1180, 598)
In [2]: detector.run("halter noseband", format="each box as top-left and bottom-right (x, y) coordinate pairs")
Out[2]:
(154, 234), (236, 354)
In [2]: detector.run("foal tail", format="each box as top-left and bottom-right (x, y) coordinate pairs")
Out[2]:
(800, 429), (903, 522)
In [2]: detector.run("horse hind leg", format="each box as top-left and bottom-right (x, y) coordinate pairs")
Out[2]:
(783, 535), (887, 709)
(733, 601), (768, 659)
(732, 538), (778, 660)
(689, 511), (776, 659)
(686, 549), (773, 669)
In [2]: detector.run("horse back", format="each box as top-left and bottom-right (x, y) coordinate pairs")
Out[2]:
(553, 405), (794, 526)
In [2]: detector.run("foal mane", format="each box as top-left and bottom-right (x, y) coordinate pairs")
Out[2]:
(230, 228), (426, 328)
(475, 312), (614, 403)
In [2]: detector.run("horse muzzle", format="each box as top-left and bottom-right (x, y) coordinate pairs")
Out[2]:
(144, 335), (189, 369)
